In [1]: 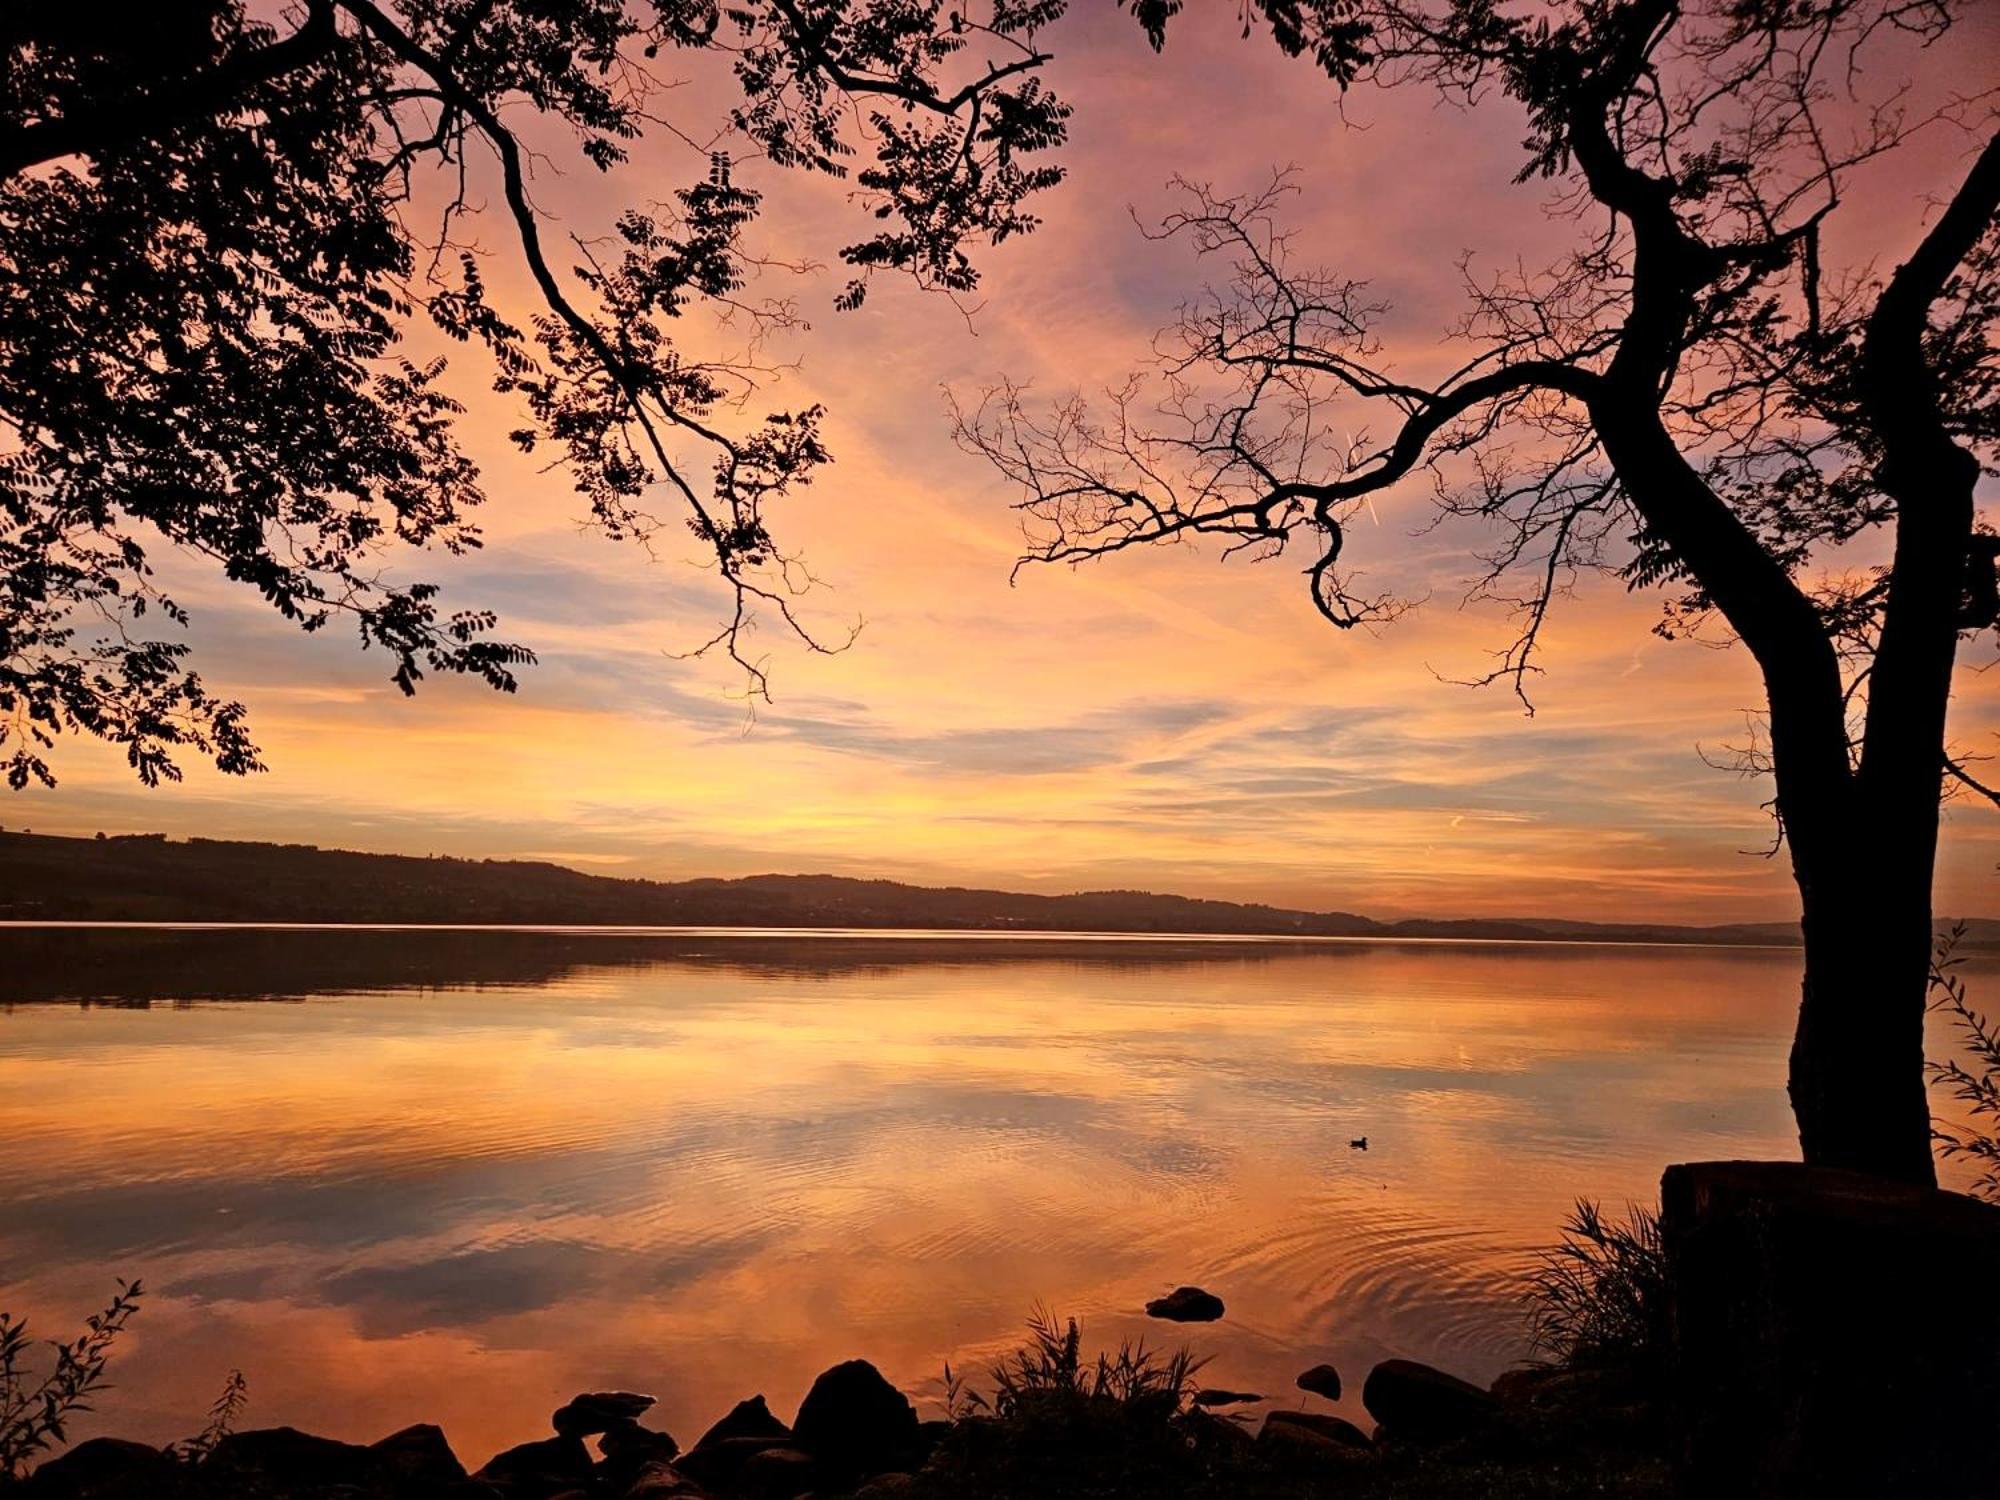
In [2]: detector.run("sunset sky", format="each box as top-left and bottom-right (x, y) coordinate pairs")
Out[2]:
(17, 6), (2000, 923)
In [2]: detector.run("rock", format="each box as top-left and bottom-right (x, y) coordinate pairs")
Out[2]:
(621, 1462), (706, 1498)
(595, 1419), (683, 1493)
(851, 1475), (916, 1497)
(739, 1445), (816, 1499)
(371, 1423), (468, 1491)
(1191, 1388), (1262, 1407)
(599, 1420), (678, 1462)
(552, 1391), (656, 1438)
(692, 1394), (791, 1452)
(473, 1433), (594, 1494)
(915, 1419), (951, 1460)
(1486, 1367), (1551, 1407)
(23, 1438), (178, 1498)
(1143, 1285), (1224, 1322)
(1295, 1363), (1342, 1401)
(790, 1359), (920, 1479)
(1663, 1159), (2000, 1499)
(1179, 1410), (1256, 1452)
(1258, 1410), (1374, 1467)
(1360, 1359), (1497, 1441)
(673, 1435), (792, 1491)
(204, 1427), (383, 1489)
(1260, 1410), (1373, 1450)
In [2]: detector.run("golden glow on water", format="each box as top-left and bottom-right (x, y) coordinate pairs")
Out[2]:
(1, 931), (1989, 1467)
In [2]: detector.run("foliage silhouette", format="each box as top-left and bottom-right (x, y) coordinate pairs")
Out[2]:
(955, 0), (1999, 1183)
(1, 0), (1069, 786)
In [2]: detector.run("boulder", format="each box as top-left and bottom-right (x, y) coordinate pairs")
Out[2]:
(673, 1435), (792, 1491)
(1260, 1410), (1372, 1450)
(1663, 1159), (2000, 1499)
(1257, 1410), (1374, 1467)
(599, 1420), (678, 1462)
(473, 1433), (594, 1495)
(1143, 1286), (1225, 1322)
(594, 1419), (682, 1493)
(790, 1359), (919, 1480)
(1295, 1363), (1342, 1401)
(1191, 1388), (1262, 1407)
(204, 1427), (383, 1489)
(23, 1438), (179, 1499)
(691, 1394), (791, 1452)
(739, 1445), (816, 1499)
(1179, 1410), (1256, 1452)
(1360, 1360), (1496, 1442)
(371, 1423), (468, 1491)
(621, 1462), (706, 1498)
(552, 1391), (656, 1438)
(1486, 1367), (1553, 1407)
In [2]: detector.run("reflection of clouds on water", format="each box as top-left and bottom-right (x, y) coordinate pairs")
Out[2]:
(0, 931), (1899, 1462)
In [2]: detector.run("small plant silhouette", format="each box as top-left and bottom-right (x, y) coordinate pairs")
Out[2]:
(1929, 925), (2000, 1202)
(171, 1368), (250, 1465)
(944, 1303), (1206, 1421)
(0, 1280), (143, 1479)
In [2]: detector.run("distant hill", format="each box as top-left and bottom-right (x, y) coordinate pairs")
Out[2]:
(0, 828), (1878, 947)
(4, 829), (1996, 947)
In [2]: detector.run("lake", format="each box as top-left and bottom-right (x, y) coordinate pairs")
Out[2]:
(1, 927), (1988, 1468)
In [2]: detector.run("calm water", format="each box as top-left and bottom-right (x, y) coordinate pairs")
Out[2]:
(2, 928), (1986, 1468)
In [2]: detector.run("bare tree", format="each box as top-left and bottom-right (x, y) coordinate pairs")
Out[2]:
(956, 0), (1999, 1185)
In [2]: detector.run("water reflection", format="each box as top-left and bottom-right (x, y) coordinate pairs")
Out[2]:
(0, 929), (1971, 1469)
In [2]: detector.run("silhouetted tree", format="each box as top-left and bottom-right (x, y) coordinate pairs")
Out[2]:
(1, 0), (1067, 786)
(955, 0), (1997, 1184)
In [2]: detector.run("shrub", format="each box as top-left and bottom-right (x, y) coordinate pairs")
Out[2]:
(945, 1303), (1207, 1421)
(1524, 1201), (1670, 1376)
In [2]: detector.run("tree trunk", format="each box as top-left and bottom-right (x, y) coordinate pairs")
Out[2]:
(1788, 859), (1938, 1186)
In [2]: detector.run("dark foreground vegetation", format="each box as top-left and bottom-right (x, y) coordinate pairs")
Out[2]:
(5, 829), (1967, 948)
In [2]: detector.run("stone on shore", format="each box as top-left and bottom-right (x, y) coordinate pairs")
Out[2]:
(551, 1391), (655, 1438)
(1191, 1388), (1263, 1407)
(472, 1433), (593, 1494)
(1295, 1362), (1342, 1401)
(1663, 1158), (2000, 1498)
(851, 1474), (917, 1497)
(205, 1427), (384, 1489)
(369, 1423), (468, 1491)
(1143, 1286), (1225, 1322)
(1360, 1359), (1498, 1442)
(22, 1437), (178, 1499)
(621, 1461), (706, 1498)
(691, 1394), (790, 1452)
(791, 1358), (920, 1480)
(1258, 1409), (1374, 1466)
(673, 1435), (792, 1490)
(1261, 1410), (1372, 1450)
(739, 1444), (817, 1498)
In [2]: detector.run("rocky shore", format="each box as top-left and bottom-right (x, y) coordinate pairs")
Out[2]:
(18, 1343), (1670, 1500)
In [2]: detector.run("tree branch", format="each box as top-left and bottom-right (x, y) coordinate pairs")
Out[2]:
(0, 1), (337, 179)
